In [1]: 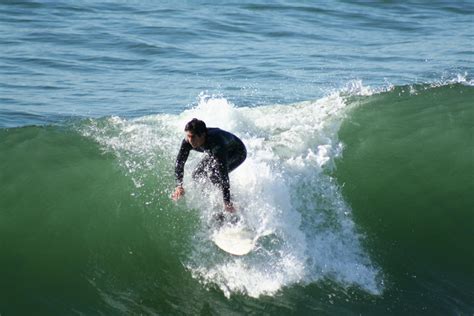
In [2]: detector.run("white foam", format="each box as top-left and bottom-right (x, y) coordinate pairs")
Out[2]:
(342, 80), (375, 96)
(442, 71), (473, 86)
(180, 94), (382, 297)
(80, 90), (384, 298)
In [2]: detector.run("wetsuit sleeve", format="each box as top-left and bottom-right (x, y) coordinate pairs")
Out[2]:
(175, 139), (192, 186)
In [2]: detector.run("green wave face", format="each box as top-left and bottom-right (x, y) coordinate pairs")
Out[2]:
(0, 126), (192, 314)
(336, 83), (474, 312)
(0, 83), (472, 314)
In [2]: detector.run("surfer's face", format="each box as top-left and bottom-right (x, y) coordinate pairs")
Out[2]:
(186, 131), (205, 148)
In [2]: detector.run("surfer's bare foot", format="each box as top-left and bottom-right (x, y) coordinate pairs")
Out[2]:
(213, 212), (225, 224)
(224, 202), (235, 213)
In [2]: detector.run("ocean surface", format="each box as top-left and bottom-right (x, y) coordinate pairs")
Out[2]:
(1, 1), (473, 315)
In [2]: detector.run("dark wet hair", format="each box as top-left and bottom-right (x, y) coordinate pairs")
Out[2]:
(184, 118), (207, 136)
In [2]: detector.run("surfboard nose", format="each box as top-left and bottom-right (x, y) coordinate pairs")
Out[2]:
(212, 226), (256, 256)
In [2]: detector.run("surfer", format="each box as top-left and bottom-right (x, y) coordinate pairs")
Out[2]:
(171, 118), (247, 213)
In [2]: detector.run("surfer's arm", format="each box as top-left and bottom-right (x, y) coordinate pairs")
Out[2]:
(175, 139), (192, 186)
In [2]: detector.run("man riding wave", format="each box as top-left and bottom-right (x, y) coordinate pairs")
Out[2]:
(171, 118), (247, 213)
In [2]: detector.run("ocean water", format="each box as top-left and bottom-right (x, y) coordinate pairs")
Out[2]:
(0, 1), (473, 315)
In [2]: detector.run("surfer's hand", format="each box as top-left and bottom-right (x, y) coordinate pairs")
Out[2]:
(171, 186), (185, 201)
(224, 202), (235, 213)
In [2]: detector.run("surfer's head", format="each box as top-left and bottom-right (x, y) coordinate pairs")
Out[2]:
(185, 118), (207, 148)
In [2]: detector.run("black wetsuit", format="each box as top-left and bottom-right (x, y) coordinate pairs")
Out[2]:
(175, 128), (247, 204)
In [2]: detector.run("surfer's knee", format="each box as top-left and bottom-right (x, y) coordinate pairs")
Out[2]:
(192, 168), (205, 182)
(208, 171), (221, 186)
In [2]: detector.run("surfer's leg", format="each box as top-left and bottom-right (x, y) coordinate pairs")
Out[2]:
(192, 156), (220, 185)
(193, 149), (245, 189)
(192, 156), (210, 182)
(194, 149), (246, 185)
(227, 147), (247, 173)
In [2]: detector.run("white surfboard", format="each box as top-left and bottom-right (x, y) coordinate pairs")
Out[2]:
(212, 226), (256, 256)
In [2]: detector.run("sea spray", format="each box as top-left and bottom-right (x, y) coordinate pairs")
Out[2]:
(79, 91), (383, 297)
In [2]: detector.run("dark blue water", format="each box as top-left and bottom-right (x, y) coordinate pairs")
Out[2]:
(1, 1), (472, 127)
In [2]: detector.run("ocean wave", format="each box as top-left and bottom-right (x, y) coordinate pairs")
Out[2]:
(79, 90), (384, 298)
